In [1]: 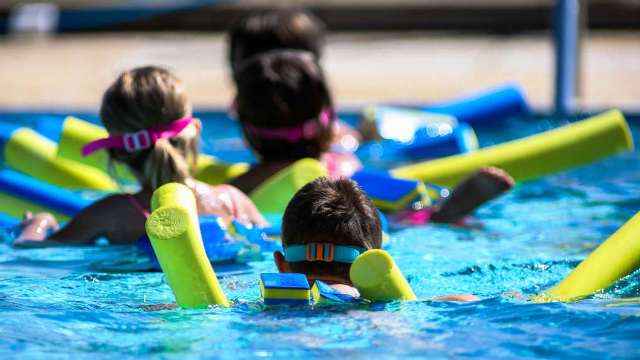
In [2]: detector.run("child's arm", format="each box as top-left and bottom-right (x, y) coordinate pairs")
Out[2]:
(430, 167), (513, 223)
(14, 195), (144, 247)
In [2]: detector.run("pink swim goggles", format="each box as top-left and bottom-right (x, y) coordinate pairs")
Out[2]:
(81, 116), (192, 156)
(241, 108), (334, 143)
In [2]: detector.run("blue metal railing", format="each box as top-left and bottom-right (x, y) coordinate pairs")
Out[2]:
(553, 0), (581, 115)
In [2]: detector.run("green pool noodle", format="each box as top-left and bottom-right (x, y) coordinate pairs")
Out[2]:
(145, 182), (230, 308)
(350, 249), (417, 301)
(56, 116), (249, 185)
(4, 127), (117, 191)
(537, 211), (640, 302)
(250, 158), (328, 214)
(391, 110), (633, 187)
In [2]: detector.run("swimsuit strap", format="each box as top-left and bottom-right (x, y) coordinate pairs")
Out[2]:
(127, 194), (150, 219)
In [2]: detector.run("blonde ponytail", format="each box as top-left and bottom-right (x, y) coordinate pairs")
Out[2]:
(143, 138), (191, 190)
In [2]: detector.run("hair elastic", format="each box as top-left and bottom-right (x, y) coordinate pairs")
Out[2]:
(242, 108), (333, 143)
(284, 243), (365, 263)
(81, 116), (193, 156)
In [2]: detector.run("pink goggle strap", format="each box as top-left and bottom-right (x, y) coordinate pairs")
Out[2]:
(81, 116), (193, 157)
(242, 108), (333, 143)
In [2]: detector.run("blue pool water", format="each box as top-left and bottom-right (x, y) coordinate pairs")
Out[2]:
(0, 111), (639, 358)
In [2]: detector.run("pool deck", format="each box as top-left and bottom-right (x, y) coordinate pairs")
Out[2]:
(0, 31), (638, 112)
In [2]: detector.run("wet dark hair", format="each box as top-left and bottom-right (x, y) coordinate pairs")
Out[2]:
(227, 8), (325, 69)
(282, 177), (382, 279)
(233, 50), (334, 162)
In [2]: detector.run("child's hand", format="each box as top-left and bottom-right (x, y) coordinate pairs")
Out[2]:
(219, 185), (269, 227)
(195, 183), (269, 228)
(14, 212), (59, 244)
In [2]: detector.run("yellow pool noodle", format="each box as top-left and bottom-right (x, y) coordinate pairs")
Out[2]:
(195, 156), (250, 185)
(537, 212), (640, 302)
(0, 192), (70, 222)
(4, 128), (117, 191)
(56, 116), (248, 185)
(57, 116), (134, 181)
(250, 158), (328, 214)
(145, 183), (230, 308)
(391, 110), (633, 187)
(350, 249), (417, 301)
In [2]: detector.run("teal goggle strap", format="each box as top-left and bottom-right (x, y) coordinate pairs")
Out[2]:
(284, 243), (366, 263)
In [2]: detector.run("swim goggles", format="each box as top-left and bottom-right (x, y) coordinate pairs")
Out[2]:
(238, 107), (334, 143)
(81, 116), (193, 156)
(284, 243), (366, 263)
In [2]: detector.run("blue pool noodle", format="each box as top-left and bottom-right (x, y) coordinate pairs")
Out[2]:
(401, 122), (477, 160)
(0, 169), (90, 218)
(423, 84), (529, 126)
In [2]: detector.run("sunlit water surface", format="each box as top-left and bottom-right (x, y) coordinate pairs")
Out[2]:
(0, 111), (639, 359)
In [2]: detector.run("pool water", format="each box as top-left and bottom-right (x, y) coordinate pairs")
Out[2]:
(1, 111), (640, 358)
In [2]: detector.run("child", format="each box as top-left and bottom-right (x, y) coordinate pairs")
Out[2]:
(230, 50), (512, 223)
(230, 50), (361, 193)
(227, 9), (360, 152)
(275, 176), (478, 301)
(15, 66), (266, 247)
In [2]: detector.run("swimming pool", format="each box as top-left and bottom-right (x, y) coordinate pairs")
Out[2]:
(0, 111), (639, 358)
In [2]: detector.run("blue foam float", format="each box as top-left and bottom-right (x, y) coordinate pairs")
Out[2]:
(351, 170), (429, 212)
(422, 84), (529, 126)
(136, 215), (267, 270)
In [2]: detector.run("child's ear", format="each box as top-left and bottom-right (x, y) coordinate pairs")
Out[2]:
(274, 251), (292, 273)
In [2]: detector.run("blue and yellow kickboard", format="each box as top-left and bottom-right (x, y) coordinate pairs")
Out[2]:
(260, 273), (311, 306)
(351, 170), (430, 212)
(0, 169), (91, 221)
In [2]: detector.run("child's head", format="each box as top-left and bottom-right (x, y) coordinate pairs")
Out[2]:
(233, 50), (334, 162)
(99, 66), (199, 190)
(276, 177), (382, 282)
(227, 8), (325, 70)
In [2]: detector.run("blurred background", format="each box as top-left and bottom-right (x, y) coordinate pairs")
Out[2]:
(0, 0), (638, 112)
